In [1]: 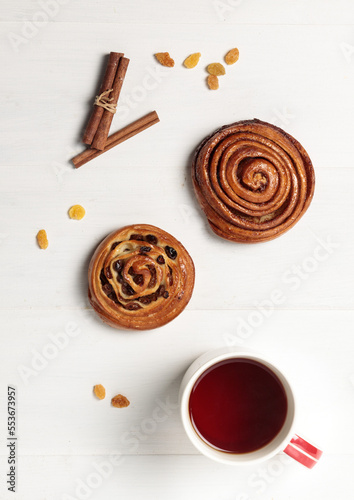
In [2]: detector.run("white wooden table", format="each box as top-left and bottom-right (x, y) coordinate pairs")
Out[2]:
(1, 1), (354, 498)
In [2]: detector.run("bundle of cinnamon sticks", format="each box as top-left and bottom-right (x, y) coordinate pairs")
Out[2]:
(73, 52), (159, 168)
(83, 52), (129, 151)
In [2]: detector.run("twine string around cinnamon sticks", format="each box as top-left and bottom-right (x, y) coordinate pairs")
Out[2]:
(94, 89), (117, 113)
(83, 52), (123, 145)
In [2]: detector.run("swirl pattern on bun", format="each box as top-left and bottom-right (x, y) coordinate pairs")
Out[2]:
(192, 119), (315, 243)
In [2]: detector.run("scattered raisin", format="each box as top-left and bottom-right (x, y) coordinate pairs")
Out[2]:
(157, 255), (165, 265)
(130, 234), (144, 241)
(111, 394), (130, 408)
(111, 242), (120, 250)
(122, 282), (135, 296)
(128, 267), (134, 276)
(68, 204), (85, 220)
(158, 285), (165, 296)
(225, 48), (239, 65)
(207, 75), (219, 90)
(106, 267), (112, 279)
(93, 384), (106, 400)
(163, 291), (169, 299)
(146, 234), (158, 244)
(140, 246), (151, 253)
(207, 63), (225, 76)
(133, 274), (144, 286)
(114, 260), (124, 272)
(165, 246), (177, 259)
(155, 52), (174, 67)
(117, 273), (124, 284)
(184, 52), (201, 69)
(36, 229), (48, 249)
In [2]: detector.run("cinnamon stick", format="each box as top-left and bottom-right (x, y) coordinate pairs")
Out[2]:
(72, 111), (160, 169)
(91, 57), (130, 151)
(82, 52), (123, 145)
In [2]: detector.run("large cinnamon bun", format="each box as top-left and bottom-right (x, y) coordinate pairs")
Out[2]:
(192, 119), (315, 243)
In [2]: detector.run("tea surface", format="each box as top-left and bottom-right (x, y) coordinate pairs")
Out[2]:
(189, 359), (288, 453)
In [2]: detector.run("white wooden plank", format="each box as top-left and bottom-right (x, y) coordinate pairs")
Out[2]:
(1, 0), (354, 25)
(0, 168), (352, 310)
(0, 454), (353, 500)
(1, 24), (354, 167)
(0, 309), (353, 457)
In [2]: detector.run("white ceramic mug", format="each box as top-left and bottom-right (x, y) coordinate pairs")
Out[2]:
(179, 347), (322, 468)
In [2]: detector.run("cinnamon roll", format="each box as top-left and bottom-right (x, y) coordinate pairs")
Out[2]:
(192, 119), (315, 243)
(88, 224), (195, 330)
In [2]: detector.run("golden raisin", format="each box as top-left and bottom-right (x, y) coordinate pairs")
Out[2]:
(111, 394), (130, 408)
(183, 52), (201, 69)
(207, 63), (225, 76)
(93, 384), (106, 400)
(68, 205), (85, 220)
(207, 75), (219, 90)
(155, 52), (175, 68)
(36, 229), (48, 249)
(225, 48), (239, 65)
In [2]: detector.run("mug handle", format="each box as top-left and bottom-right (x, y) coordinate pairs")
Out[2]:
(284, 434), (323, 469)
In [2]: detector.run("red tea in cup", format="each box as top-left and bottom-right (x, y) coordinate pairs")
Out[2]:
(188, 358), (288, 454)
